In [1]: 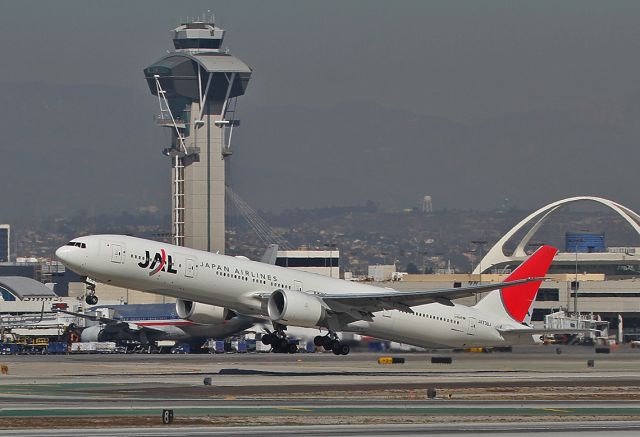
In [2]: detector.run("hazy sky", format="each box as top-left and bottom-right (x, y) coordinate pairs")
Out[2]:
(2, 1), (639, 120)
(1, 1), (640, 216)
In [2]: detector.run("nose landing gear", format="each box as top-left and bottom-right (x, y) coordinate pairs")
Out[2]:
(83, 278), (99, 305)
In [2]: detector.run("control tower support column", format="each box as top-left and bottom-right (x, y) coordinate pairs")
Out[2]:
(144, 18), (251, 253)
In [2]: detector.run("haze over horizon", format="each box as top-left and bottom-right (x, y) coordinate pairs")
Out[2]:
(1, 1), (639, 218)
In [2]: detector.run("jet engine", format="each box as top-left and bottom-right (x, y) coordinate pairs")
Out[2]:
(267, 289), (325, 328)
(80, 325), (105, 342)
(176, 299), (234, 325)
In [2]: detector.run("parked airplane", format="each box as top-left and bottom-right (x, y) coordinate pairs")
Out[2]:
(58, 303), (256, 350)
(56, 235), (560, 355)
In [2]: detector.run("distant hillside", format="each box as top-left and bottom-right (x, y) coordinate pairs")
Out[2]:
(232, 94), (640, 212)
(0, 82), (167, 219)
(1, 81), (639, 220)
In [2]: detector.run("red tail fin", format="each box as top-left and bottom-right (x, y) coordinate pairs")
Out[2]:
(502, 245), (558, 322)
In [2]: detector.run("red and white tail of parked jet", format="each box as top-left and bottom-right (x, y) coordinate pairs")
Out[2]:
(56, 236), (589, 355)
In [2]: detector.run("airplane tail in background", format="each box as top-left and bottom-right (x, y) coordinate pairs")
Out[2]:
(474, 245), (558, 323)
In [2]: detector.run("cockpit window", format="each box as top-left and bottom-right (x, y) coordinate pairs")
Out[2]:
(66, 241), (87, 248)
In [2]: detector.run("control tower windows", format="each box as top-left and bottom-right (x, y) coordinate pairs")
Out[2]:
(173, 39), (222, 50)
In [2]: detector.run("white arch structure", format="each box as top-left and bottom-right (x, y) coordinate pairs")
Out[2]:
(474, 196), (640, 274)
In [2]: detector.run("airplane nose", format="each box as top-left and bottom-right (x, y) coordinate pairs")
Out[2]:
(55, 245), (71, 264)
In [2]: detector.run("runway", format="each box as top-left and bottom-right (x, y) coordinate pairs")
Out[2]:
(3, 422), (640, 436)
(1, 346), (639, 433)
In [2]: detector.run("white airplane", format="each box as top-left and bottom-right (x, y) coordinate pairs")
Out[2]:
(56, 235), (558, 355)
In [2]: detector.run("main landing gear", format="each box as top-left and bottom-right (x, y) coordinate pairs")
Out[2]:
(84, 278), (99, 305)
(261, 330), (298, 354)
(314, 333), (350, 355)
(261, 327), (350, 356)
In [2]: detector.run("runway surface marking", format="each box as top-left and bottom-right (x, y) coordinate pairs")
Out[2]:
(542, 408), (574, 413)
(275, 407), (314, 412)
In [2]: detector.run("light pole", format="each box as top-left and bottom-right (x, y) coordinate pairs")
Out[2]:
(572, 235), (587, 317)
(471, 240), (487, 277)
(574, 244), (579, 317)
(381, 252), (388, 265)
(471, 240), (487, 304)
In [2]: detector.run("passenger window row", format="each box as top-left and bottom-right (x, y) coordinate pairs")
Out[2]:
(215, 270), (292, 289)
(411, 311), (460, 325)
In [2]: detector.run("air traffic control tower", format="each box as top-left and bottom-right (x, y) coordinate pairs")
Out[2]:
(143, 17), (252, 252)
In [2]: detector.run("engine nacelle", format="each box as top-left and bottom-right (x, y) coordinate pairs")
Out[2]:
(267, 289), (325, 328)
(80, 325), (103, 342)
(176, 299), (233, 325)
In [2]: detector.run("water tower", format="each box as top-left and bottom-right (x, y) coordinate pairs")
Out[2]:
(143, 15), (252, 252)
(421, 195), (433, 213)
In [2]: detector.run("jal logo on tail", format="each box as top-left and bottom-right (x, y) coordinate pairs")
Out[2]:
(138, 249), (177, 276)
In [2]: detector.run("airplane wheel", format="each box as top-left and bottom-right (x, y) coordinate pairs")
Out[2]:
(288, 343), (298, 354)
(322, 337), (334, 351)
(261, 334), (273, 345)
(339, 344), (350, 355)
(278, 339), (289, 350)
(85, 295), (98, 305)
(314, 335), (324, 347)
(332, 342), (343, 355)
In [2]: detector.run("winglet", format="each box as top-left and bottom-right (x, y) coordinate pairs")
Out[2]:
(501, 245), (558, 322)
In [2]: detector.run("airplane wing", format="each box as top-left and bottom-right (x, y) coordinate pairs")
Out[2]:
(56, 309), (119, 325)
(54, 309), (165, 334)
(319, 277), (543, 314)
